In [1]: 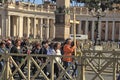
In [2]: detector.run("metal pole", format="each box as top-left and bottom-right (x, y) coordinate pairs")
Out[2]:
(27, 54), (31, 80)
(51, 56), (54, 80)
(5, 53), (9, 80)
(113, 52), (117, 80)
(73, 7), (76, 56)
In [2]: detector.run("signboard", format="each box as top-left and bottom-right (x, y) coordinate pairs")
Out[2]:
(70, 34), (88, 40)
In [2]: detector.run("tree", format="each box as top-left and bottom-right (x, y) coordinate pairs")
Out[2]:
(73, 0), (120, 11)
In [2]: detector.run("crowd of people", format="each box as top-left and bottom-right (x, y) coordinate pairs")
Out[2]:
(0, 37), (77, 79)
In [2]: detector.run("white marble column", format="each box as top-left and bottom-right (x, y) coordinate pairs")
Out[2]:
(112, 21), (115, 41)
(5, 15), (10, 37)
(46, 18), (49, 39)
(27, 17), (30, 38)
(40, 18), (43, 40)
(8, 15), (11, 37)
(16, 16), (19, 36)
(85, 20), (88, 35)
(105, 21), (108, 41)
(98, 20), (102, 40)
(18, 16), (23, 37)
(53, 19), (55, 38)
(13, 16), (17, 37)
(77, 21), (81, 34)
(33, 18), (37, 38)
(1, 14), (6, 37)
(92, 20), (95, 41)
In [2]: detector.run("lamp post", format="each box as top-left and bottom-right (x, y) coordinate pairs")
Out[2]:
(91, 8), (106, 46)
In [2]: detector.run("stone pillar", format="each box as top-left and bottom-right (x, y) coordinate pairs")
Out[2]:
(33, 18), (37, 38)
(46, 18), (49, 39)
(1, 14), (6, 37)
(16, 16), (19, 36)
(71, 24), (74, 34)
(55, 0), (70, 40)
(105, 21), (108, 41)
(77, 21), (81, 34)
(18, 16), (23, 38)
(8, 15), (11, 37)
(53, 19), (55, 38)
(92, 20), (95, 41)
(98, 20), (102, 40)
(112, 21), (115, 41)
(5, 15), (10, 37)
(27, 17), (30, 38)
(13, 16), (17, 37)
(85, 20), (88, 35)
(40, 18), (43, 41)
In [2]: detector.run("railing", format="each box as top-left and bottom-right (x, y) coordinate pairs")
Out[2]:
(0, 53), (82, 80)
(82, 50), (120, 80)
(0, 50), (120, 80)
(0, 1), (119, 16)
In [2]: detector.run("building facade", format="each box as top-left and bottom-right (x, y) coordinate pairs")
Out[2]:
(0, 1), (120, 41)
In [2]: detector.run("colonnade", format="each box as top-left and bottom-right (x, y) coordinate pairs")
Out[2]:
(0, 14), (55, 40)
(0, 14), (120, 41)
(79, 20), (120, 41)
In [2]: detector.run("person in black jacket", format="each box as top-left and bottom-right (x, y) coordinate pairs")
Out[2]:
(31, 42), (41, 74)
(10, 39), (23, 79)
(39, 41), (49, 76)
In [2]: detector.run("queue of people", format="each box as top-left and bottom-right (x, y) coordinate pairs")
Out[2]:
(0, 37), (77, 79)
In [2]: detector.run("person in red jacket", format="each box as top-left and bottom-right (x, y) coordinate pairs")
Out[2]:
(63, 38), (76, 75)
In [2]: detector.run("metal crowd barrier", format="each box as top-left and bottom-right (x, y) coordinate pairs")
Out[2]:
(0, 50), (120, 80)
(0, 53), (82, 80)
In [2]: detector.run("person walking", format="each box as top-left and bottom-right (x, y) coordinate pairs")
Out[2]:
(10, 39), (23, 79)
(0, 41), (8, 72)
(53, 42), (62, 78)
(62, 38), (76, 75)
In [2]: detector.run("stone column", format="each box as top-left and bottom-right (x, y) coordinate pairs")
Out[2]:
(33, 18), (37, 38)
(112, 21), (115, 41)
(92, 20), (95, 41)
(46, 18), (49, 39)
(16, 16), (19, 36)
(1, 14), (6, 37)
(105, 21), (108, 41)
(71, 24), (74, 34)
(13, 16), (17, 37)
(4, 15), (10, 37)
(77, 21), (81, 34)
(85, 20), (88, 35)
(5, 15), (10, 37)
(27, 17), (30, 38)
(98, 20), (102, 40)
(40, 18), (43, 41)
(8, 15), (11, 37)
(18, 16), (23, 38)
(53, 19), (55, 38)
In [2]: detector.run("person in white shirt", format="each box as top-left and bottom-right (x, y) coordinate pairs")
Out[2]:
(53, 42), (62, 78)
